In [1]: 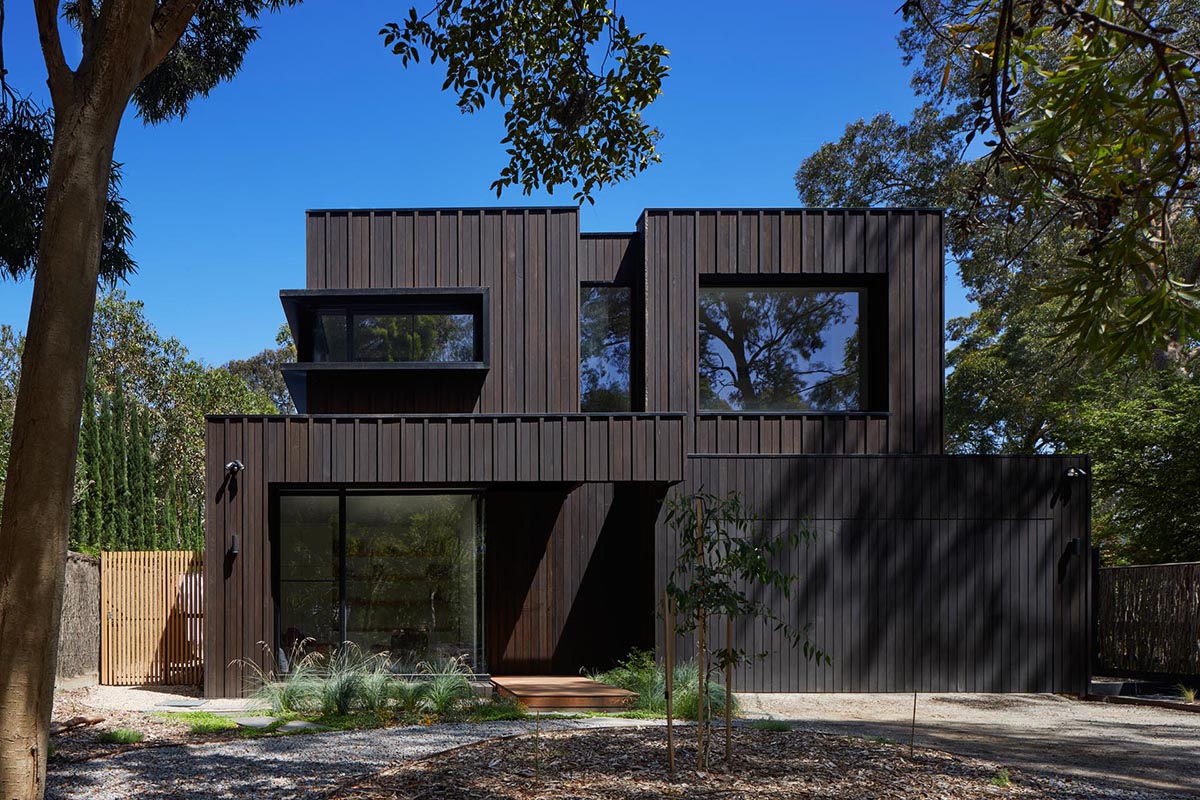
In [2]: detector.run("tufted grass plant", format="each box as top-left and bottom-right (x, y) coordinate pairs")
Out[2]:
(592, 648), (739, 721)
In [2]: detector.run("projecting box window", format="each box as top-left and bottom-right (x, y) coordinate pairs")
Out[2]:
(312, 311), (478, 364)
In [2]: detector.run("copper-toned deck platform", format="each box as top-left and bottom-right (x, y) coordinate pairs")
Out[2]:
(490, 675), (638, 710)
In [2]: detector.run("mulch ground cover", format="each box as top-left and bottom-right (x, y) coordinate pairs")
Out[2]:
(331, 726), (1112, 800)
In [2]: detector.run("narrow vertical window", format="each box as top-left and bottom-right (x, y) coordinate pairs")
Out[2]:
(580, 285), (632, 411)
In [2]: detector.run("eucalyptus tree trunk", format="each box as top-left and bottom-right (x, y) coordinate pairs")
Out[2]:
(0, 92), (123, 800)
(0, 2), (188, 792)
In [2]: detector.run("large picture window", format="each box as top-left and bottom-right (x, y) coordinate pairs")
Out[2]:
(277, 492), (483, 670)
(698, 287), (862, 412)
(580, 285), (632, 411)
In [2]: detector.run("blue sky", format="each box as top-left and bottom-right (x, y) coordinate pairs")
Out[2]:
(0, 1), (969, 365)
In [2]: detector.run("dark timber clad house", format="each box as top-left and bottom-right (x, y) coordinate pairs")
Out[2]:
(204, 207), (1093, 698)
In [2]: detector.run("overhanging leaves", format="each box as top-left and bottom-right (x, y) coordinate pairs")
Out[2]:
(381, 0), (668, 202)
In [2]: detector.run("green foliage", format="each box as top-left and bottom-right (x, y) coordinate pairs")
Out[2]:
(1057, 375), (1200, 563)
(592, 650), (739, 721)
(96, 728), (144, 744)
(417, 656), (476, 719)
(0, 290), (281, 550)
(241, 642), (512, 725)
(746, 719), (791, 732)
(899, 0), (1200, 359)
(666, 491), (827, 671)
(801, 2), (1200, 362)
(156, 711), (239, 735)
(468, 695), (526, 722)
(381, 0), (669, 202)
(389, 680), (430, 717)
(223, 326), (296, 413)
(1178, 684), (1198, 703)
(0, 95), (135, 284)
(991, 767), (1011, 788)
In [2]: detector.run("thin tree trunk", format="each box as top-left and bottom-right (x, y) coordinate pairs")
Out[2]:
(695, 499), (705, 771)
(0, 101), (122, 800)
(725, 614), (733, 763)
(664, 589), (675, 777)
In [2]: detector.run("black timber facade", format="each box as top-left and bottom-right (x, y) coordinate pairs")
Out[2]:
(204, 207), (1092, 698)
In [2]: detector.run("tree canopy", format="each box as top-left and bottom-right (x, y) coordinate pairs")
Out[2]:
(849, 0), (1200, 362)
(796, 1), (1200, 563)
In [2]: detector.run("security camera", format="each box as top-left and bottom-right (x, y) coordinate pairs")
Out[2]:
(225, 460), (245, 474)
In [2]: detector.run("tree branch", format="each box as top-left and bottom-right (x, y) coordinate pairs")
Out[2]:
(142, 0), (200, 79)
(33, 0), (73, 105)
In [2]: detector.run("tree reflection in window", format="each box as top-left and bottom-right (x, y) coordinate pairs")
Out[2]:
(312, 312), (477, 363)
(580, 286), (632, 411)
(699, 287), (861, 411)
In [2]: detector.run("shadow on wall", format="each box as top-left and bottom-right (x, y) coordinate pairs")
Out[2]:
(657, 455), (1091, 695)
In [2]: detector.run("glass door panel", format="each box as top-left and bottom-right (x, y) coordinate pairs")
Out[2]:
(344, 494), (480, 668)
(278, 495), (340, 656)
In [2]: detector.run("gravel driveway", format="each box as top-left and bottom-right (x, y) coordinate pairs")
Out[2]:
(47, 718), (655, 800)
(741, 693), (1200, 798)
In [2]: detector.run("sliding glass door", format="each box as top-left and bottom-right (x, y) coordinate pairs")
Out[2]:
(277, 492), (483, 670)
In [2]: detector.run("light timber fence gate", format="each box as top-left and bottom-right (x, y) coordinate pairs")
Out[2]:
(100, 551), (203, 686)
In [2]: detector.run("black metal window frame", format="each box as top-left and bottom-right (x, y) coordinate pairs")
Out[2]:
(313, 303), (484, 364)
(271, 487), (487, 672)
(281, 288), (491, 368)
(695, 275), (888, 414)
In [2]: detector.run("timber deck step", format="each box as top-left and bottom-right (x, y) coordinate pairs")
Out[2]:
(490, 675), (637, 710)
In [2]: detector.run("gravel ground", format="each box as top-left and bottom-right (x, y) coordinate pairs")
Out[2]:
(46, 718), (658, 800)
(48, 688), (1199, 799)
(740, 692), (1200, 797)
(333, 726), (1176, 800)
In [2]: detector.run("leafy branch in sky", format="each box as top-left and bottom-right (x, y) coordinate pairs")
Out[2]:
(900, 0), (1200, 361)
(381, 0), (669, 202)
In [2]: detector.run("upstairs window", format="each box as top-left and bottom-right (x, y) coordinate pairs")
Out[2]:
(580, 285), (632, 411)
(698, 287), (862, 412)
(312, 310), (479, 363)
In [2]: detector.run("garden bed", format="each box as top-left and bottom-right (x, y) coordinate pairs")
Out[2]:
(331, 726), (1142, 800)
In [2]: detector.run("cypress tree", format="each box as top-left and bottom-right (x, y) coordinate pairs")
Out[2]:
(163, 472), (179, 550)
(141, 409), (158, 549)
(71, 366), (98, 550)
(126, 405), (145, 549)
(111, 379), (131, 549)
(97, 390), (115, 550)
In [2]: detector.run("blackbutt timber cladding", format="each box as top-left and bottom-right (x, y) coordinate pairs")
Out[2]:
(657, 455), (1092, 694)
(303, 207), (945, 455)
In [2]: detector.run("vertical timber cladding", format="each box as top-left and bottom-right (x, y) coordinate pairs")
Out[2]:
(642, 209), (944, 455)
(204, 414), (683, 697)
(655, 455), (1092, 694)
(304, 208), (582, 413)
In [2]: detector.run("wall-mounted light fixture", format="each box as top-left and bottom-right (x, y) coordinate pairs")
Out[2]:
(225, 460), (245, 475)
(229, 533), (240, 557)
(1065, 467), (1088, 479)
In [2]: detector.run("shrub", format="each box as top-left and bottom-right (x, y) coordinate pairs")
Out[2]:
(389, 680), (430, 718)
(418, 656), (475, 718)
(1178, 684), (1198, 703)
(469, 695), (527, 722)
(593, 649), (738, 721)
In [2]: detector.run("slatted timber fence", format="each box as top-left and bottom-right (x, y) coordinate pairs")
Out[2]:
(1097, 562), (1200, 679)
(100, 551), (203, 686)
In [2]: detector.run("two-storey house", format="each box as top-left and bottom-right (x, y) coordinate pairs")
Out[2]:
(204, 207), (1092, 698)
